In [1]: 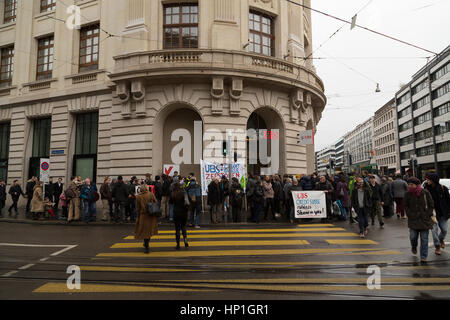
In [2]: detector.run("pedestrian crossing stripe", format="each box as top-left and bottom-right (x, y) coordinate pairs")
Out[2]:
(315, 250), (403, 256)
(133, 282), (450, 292)
(33, 283), (218, 293)
(154, 277), (450, 284)
(326, 239), (378, 245)
(96, 248), (395, 259)
(124, 232), (359, 240)
(152, 228), (346, 234)
(80, 266), (200, 272)
(111, 240), (311, 249)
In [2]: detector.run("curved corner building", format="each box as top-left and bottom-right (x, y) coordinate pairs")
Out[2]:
(0, 0), (326, 183)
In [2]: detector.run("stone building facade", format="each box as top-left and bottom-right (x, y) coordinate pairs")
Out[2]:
(0, 0), (326, 185)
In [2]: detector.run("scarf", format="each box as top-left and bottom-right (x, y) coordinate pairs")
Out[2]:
(408, 185), (423, 197)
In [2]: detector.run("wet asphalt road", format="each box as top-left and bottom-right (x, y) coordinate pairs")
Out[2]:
(0, 216), (449, 300)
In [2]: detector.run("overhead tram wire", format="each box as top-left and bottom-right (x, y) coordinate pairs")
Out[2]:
(304, 0), (374, 62)
(284, 0), (439, 56)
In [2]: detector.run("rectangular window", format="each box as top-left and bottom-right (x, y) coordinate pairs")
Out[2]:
(163, 4), (198, 49)
(414, 111), (432, 126)
(415, 128), (433, 142)
(79, 24), (100, 73)
(399, 120), (413, 132)
(412, 95), (430, 111)
(412, 79), (428, 95)
(434, 102), (450, 118)
(432, 62), (449, 81)
(397, 93), (410, 105)
(40, 0), (56, 12)
(0, 122), (10, 181)
(400, 135), (414, 146)
(36, 36), (54, 81)
(432, 82), (450, 100)
(32, 118), (51, 158)
(417, 145), (435, 157)
(437, 141), (450, 154)
(0, 46), (14, 88)
(75, 112), (98, 155)
(3, 0), (17, 23)
(249, 11), (275, 56)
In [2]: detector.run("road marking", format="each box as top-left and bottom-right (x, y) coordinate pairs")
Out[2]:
(33, 283), (218, 293)
(326, 239), (378, 245)
(80, 266), (200, 273)
(316, 250), (403, 256)
(150, 282), (450, 292)
(156, 277), (450, 284)
(297, 224), (335, 227)
(40, 257), (50, 262)
(18, 264), (35, 270)
(124, 232), (359, 240)
(111, 240), (310, 249)
(152, 228), (345, 234)
(96, 248), (389, 258)
(50, 245), (78, 257)
(1, 271), (18, 277)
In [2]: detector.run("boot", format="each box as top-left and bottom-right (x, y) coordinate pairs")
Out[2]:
(175, 234), (181, 250)
(144, 239), (150, 254)
(435, 246), (442, 256)
(184, 238), (189, 248)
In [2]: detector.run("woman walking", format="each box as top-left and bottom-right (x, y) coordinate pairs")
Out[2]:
(404, 178), (435, 263)
(170, 182), (189, 250)
(31, 181), (44, 221)
(134, 184), (158, 254)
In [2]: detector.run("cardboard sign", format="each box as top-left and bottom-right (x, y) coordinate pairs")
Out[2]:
(292, 191), (327, 219)
(200, 160), (246, 196)
(164, 165), (180, 177)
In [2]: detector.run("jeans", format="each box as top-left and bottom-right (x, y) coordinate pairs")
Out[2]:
(83, 200), (96, 222)
(189, 204), (202, 226)
(356, 207), (369, 235)
(289, 205), (295, 221)
(8, 199), (19, 215)
(410, 229), (429, 260)
(370, 200), (384, 225)
(432, 216), (448, 247)
(161, 196), (170, 219)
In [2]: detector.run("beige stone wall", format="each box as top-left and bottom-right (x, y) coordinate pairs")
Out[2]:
(0, 0), (325, 184)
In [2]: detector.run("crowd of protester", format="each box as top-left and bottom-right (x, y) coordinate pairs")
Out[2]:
(0, 169), (448, 260)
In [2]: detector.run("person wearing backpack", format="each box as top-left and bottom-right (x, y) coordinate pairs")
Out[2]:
(187, 177), (202, 228)
(135, 184), (158, 254)
(405, 177), (435, 263)
(230, 177), (244, 223)
(424, 173), (450, 256)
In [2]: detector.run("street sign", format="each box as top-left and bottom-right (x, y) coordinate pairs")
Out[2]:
(297, 130), (314, 145)
(40, 158), (50, 184)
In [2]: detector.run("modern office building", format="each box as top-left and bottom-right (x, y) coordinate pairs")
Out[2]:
(396, 45), (450, 179)
(334, 136), (344, 170)
(343, 117), (375, 173)
(374, 98), (399, 175)
(0, 0), (326, 184)
(315, 144), (335, 175)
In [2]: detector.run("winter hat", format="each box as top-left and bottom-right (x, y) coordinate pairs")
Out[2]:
(425, 173), (440, 185)
(407, 177), (421, 186)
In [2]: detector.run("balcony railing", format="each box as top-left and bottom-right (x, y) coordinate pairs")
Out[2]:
(112, 49), (325, 96)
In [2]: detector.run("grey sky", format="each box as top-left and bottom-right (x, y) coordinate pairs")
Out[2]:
(312, 0), (450, 151)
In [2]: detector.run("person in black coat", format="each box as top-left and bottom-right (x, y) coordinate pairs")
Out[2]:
(230, 177), (244, 223)
(0, 179), (6, 217)
(45, 177), (55, 201)
(170, 182), (189, 250)
(425, 173), (450, 255)
(315, 175), (334, 221)
(207, 178), (223, 224)
(8, 180), (25, 218)
(368, 175), (384, 228)
(111, 176), (129, 223)
(53, 178), (64, 214)
(351, 178), (373, 238)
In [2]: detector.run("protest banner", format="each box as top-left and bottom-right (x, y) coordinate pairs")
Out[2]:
(291, 191), (327, 218)
(200, 160), (246, 196)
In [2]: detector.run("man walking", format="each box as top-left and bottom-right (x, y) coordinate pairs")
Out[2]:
(368, 175), (385, 229)
(425, 173), (450, 256)
(392, 174), (408, 219)
(8, 180), (25, 218)
(351, 178), (372, 238)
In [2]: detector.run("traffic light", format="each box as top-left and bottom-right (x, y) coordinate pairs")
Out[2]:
(222, 141), (227, 156)
(408, 160), (412, 167)
(413, 160), (418, 167)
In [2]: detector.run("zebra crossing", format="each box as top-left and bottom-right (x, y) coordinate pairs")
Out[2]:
(32, 223), (450, 296)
